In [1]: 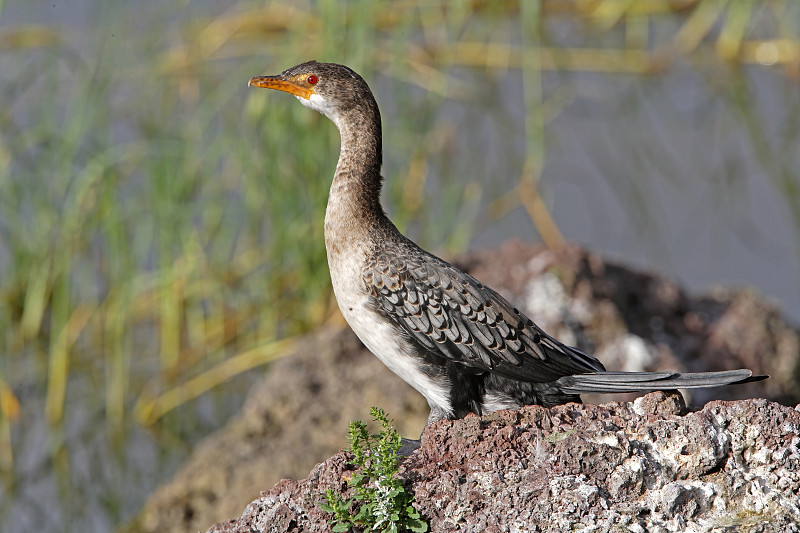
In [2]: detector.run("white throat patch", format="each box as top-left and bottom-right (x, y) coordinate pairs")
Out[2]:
(298, 93), (339, 124)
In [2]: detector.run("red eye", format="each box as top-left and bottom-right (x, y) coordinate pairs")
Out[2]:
(307, 75), (318, 85)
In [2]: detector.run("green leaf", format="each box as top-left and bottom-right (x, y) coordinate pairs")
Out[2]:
(318, 408), (428, 533)
(407, 518), (428, 532)
(349, 473), (366, 486)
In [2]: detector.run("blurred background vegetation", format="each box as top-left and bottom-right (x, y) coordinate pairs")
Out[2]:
(1, 0), (798, 531)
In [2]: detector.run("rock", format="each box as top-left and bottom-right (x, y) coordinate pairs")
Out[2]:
(125, 243), (800, 533)
(207, 393), (800, 532)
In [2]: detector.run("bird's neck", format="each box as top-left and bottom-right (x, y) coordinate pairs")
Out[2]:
(325, 103), (385, 244)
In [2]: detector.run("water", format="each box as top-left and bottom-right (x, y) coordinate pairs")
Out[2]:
(2, 2), (799, 533)
(475, 66), (800, 323)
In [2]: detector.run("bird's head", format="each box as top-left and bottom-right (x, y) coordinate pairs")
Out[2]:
(249, 60), (373, 125)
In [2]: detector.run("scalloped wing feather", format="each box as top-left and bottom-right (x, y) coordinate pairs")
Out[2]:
(364, 248), (605, 383)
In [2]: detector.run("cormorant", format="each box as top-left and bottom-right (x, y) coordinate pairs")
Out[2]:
(248, 61), (765, 449)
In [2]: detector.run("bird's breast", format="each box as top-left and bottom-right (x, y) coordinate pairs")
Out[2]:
(324, 237), (453, 416)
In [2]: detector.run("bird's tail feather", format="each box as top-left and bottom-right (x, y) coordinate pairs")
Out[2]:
(554, 369), (766, 394)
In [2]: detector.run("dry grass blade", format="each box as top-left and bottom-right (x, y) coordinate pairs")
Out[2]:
(133, 336), (299, 426)
(44, 305), (94, 424)
(518, 169), (565, 251)
(716, 2), (753, 60)
(0, 25), (60, 50)
(0, 376), (20, 475)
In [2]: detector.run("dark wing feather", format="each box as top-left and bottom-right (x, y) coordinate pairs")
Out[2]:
(364, 246), (605, 383)
(554, 369), (765, 394)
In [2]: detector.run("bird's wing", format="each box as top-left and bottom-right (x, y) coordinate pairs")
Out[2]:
(363, 247), (605, 382)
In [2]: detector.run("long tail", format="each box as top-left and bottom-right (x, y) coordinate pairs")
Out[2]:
(554, 369), (767, 395)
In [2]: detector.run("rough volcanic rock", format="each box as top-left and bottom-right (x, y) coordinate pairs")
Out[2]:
(207, 392), (800, 532)
(126, 243), (799, 533)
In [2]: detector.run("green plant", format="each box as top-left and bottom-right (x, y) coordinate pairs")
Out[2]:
(320, 407), (428, 533)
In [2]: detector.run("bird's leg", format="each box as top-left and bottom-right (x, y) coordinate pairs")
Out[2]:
(398, 438), (421, 457)
(398, 405), (449, 456)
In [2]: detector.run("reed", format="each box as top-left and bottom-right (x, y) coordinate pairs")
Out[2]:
(0, 1), (798, 531)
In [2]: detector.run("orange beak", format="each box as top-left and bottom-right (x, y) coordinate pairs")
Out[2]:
(248, 75), (314, 100)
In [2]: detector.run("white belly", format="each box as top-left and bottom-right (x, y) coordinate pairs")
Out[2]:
(328, 254), (453, 416)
